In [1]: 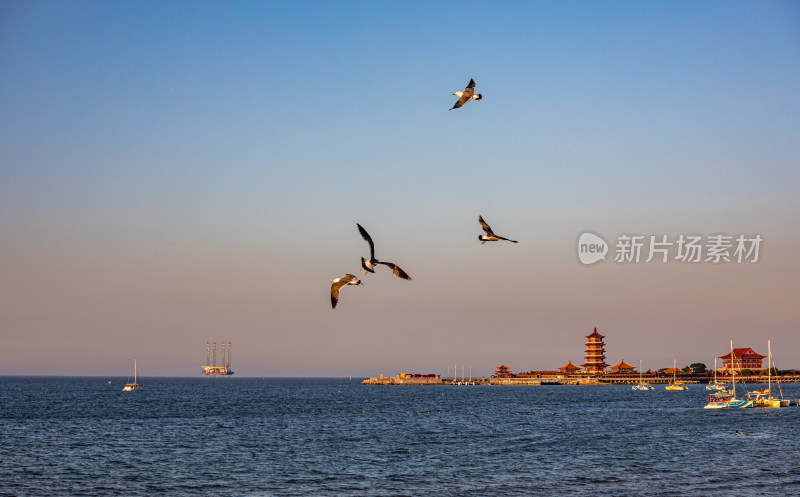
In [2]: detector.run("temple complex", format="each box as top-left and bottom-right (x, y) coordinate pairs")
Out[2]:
(493, 364), (514, 378)
(719, 347), (766, 371)
(581, 327), (609, 373)
(558, 361), (582, 373)
(609, 359), (636, 374)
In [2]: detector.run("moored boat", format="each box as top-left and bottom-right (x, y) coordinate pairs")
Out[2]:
(704, 392), (752, 409)
(665, 359), (688, 391)
(706, 358), (727, 391)
(632, 360), (654, 390)
(703, 341), (752, 409)
(746, 340), (784, 408)
(122, 358), (142, 392)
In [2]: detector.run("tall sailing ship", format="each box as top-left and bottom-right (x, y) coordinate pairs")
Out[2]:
(202, 341), (235, 376)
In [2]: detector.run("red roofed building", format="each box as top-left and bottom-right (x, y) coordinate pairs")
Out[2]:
(558, 361), (582, 373)
(719, 347), (766, 371)
(493, 364), (514, 378)
(582, 327), (609, 373)
(609, 359), (636, 374)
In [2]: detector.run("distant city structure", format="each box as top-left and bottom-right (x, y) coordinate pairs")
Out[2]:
(719, 347), (766, 372)
(202, 341), (234, 376)
(366, 330), (789, 387)
(581, 327), (609, 373)
(362, 330), (799, 386)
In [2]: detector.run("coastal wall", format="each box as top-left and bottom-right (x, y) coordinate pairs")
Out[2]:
(362, 374), (443, 385)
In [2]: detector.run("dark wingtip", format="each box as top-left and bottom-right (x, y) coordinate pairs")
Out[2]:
(331, 296), (337, 309)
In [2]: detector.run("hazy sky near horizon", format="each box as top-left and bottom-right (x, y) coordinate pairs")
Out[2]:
(2, 1), (799, 376)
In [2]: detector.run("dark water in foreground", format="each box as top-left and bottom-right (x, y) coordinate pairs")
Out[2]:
(1, 377), (799, 496)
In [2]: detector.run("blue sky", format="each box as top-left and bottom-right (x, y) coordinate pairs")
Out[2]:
(1, 1), (799, 376)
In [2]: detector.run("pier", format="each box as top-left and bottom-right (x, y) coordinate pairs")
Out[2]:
(363, 373), (800, 386)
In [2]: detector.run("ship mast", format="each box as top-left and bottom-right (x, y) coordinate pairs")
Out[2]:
(767, 339), (771, 394)
(731, 340), (736, 400)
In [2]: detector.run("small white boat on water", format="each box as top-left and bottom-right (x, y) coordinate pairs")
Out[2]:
(632, 360), (654, 390)
(706, 358), (728, 391)
(122, 358), (142, 392)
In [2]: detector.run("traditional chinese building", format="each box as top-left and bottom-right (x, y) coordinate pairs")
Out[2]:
(582, 327), (609, 373)
(558, 361), (582, 374)
(719, 347), (766, 371)
(493, 364), (514, 378)
(609, 359), (636, 374)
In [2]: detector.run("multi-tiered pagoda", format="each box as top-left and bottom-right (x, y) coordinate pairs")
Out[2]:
(581, 327), (609, 373)
(493, 364), (514, 378)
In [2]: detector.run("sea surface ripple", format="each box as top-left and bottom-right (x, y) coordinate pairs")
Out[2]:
(1, 377), (799, 496)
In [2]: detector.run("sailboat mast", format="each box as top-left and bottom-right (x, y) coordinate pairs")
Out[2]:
(134, 358), (137, 383)
(730, 340), (736, 400)
(768, 340), (771, 393)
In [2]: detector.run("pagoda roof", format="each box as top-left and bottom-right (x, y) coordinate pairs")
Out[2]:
(581, 361), (609, 368)
(719, 348), (766, 360)
(496, 364), (511, 369)
(559, 361), (582, 371)
(610, 359), (636, 370)
(663, 367), (681, 373)
(586, 327), (604, 339)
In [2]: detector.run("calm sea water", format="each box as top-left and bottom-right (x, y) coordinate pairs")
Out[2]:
(1, 377), (799, 496)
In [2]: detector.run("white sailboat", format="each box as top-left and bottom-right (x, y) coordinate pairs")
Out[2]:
(632, 360), (653, 390)
(704, 341), (752, 409)
(746, 340), (785, 408)
(122, 358), (142, 392)
(706, 358), (727, 391)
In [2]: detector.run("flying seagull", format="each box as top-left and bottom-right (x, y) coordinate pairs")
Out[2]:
(331, 273), (363, 309)
(357, 223), (412, 280)
(450, 78), (483, 110)
(478, 215), (518, 244)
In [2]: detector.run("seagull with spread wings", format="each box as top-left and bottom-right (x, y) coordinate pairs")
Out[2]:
(450, 78), (483, 110)
(330, 274), (363, 309)
(478, 215), (518, 244)
(357, 223), (412, 280)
